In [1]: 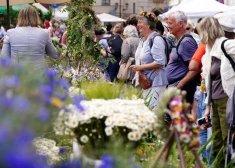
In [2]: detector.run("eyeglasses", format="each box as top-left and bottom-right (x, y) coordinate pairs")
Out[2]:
(186, 27), (191, 30)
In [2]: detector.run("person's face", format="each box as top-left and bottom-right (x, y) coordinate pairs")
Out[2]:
(167, 15), (183, 36)
(137, 19), (149, 34)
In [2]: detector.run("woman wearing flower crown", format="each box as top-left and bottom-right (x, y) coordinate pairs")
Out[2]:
(130, 11), (168, 111)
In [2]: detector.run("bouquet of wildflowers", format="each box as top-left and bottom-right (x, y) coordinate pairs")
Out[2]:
(53, 98), (157, 158)
(0, 57), (72, 166)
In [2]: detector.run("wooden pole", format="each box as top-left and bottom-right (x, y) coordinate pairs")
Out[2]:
(7, 0), (10, 29)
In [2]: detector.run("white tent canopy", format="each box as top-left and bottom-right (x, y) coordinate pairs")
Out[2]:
(32, 3), (48, 14)
(96, 13), (126, 23)
(54, 10), (126, 24)
(0, 0), (69, 6)
(160, 0), (234, 23)
(54, 6), (68, 20)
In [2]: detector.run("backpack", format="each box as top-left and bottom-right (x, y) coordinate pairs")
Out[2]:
(176, 34), (198, 66)
(106, 35), (123, 60)
(176, 34), (200, 85)
(149, 34), (170, 66)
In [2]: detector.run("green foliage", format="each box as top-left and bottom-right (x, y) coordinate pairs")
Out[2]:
(80, 81), (141, 100)
(1, 7), (19, 29)
(65, 0), (101, 68)
(44, 7), (53, 21)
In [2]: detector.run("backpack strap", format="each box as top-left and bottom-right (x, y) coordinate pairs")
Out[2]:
(221, 39), (235, 72)
(149, 33), (170, 66)
(149, 34), (159, 49)
(176, 34), (198, 66)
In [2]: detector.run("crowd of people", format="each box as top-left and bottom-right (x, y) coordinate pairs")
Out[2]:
(0, 5), (235, 167)
(94, 9), (235, 167)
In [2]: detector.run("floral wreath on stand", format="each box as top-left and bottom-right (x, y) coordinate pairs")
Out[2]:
(140, 10), (158, 22)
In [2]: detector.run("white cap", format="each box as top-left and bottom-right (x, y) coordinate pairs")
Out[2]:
(214, 11), (235, 33)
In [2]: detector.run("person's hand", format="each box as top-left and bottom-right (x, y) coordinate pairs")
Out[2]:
(177, 81), (184, 90)
(129, 65), (143, 72)
(199, 122), (212, 130)
(203, 105), (211, 122)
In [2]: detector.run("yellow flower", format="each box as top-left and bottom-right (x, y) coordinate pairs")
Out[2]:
(51, 97), (64, 108)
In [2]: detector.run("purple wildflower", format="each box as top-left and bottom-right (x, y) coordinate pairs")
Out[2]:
(0, 58), (12, 67)
(59, 147), (66, 154)
(12, 96), (30, 113)
(57, 78), (70, 89)
(73, 95), (85, 112)
(1, 76), (20, 88)
(39, 85), (54, 103)
(46, 69), (57, 78)
(59, 160), (82, 168)
(99, 155), (114, 168)
(38, 107), (50, 121)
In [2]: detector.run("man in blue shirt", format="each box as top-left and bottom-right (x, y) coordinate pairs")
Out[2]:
(166, 11), (198, 104)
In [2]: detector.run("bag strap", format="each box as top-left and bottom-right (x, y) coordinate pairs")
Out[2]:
(149, 33), (170, 66)
(221, 39), (235, 72)
(176, 34), (197, 67)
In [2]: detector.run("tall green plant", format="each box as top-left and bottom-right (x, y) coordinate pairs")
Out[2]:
(1, 7), (19, 29)
(66, 0), (101, 68)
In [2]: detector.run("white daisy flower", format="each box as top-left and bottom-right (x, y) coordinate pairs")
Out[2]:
(80, 135), (89, 143)
(128, 132), (135, 141)
(105, 127), (113, 136)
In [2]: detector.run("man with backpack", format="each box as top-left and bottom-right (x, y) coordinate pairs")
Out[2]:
(166, 11), (198, 104)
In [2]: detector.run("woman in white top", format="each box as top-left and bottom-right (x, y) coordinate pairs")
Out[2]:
(198, 17), (235, 166)
(1, 6), (57, 72)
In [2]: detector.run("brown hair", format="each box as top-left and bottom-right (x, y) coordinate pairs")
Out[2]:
(113, 23), (124, 35)
(17, 6), (40, 27)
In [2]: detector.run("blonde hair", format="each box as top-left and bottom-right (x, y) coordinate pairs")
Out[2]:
(186, 20), (194, 32)
(123, 25), (138, 38)
(17, 6), (40, 27)
(197, 17), (224, 44)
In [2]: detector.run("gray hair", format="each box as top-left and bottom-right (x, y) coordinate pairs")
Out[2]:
(137, 15), (156, 30)
(169, 11), (187, 25)
(123, 25), (138, 38)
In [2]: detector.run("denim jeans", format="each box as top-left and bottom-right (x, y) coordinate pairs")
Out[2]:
(107, 58), (120, 82)
(197, 93), (207, 160)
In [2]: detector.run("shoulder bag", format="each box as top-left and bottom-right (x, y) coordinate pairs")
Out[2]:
(137, 40), (152, 90)
(117, 39), (135, 80)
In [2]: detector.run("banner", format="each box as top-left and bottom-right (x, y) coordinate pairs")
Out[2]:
(216, 0), (224, 4)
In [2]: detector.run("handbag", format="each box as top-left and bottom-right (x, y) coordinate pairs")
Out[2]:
(117, 38), (134, 80)
(135, 40), (152, 89)
(117, 57), (134, 80)
(139, 70), (152, 90)
(221, 39), (235, 130)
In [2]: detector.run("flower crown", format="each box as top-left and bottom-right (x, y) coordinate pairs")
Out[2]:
(140, 10), (158, 22)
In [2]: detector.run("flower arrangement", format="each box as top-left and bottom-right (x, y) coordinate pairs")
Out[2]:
(53, 98), (156, 158)
(169, 97), (200, 149)
(0, 58), (71, 167)
(33, 137), (62, 165)
(62, 66), (102, 86)
(140, 11), (158, 22)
